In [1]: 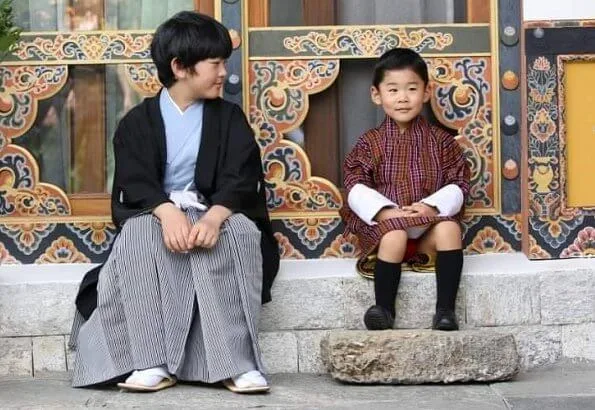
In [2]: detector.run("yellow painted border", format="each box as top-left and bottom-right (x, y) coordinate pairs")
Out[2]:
(249, 23), (491, 31)
(490, 0), (502, 215)
(242, 0), (250, 112)
(248, 53), (492, 61)
(0, 216), (113, 224)
(214, 1), (222, 21)
(1, 59), (154, 66)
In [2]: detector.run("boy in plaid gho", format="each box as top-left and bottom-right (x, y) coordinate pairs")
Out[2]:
(341, 48), (471, 331)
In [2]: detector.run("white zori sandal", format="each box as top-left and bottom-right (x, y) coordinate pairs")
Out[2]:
(223, 370), (270, 393)
(117, 366), (177, 392)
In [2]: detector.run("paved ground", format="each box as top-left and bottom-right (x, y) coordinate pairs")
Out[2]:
(0, 362), (594, 409)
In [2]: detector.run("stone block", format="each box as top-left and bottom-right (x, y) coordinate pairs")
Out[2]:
(296, 330), (330, 373)
(512, 326), (562, 370)
(562, 323), (595, 361)
(259, 332), (298, 374)
(395, 274), (466, 329)
(489, 326), (562, 370)
(260, 278), (344, 331)
(343, 274), (465, 330)
(540, 270), (594, 325)
(343, 277), (374, 330)
(465, 274), (540, 326)
(32, 336), (66, 373)
(321, 330), (519, 384)
(0, 282), (77, 337)
(0, 337), (32, 376)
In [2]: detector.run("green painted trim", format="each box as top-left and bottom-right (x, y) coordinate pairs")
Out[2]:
(249, 25), (490, 58)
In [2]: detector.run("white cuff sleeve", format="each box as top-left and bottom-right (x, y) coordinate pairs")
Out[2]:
(169, 191), (208, 211)
(347, 183), (398, 226)
(420, 184), (464, 217)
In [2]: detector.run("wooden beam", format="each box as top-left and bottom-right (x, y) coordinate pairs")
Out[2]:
(302, 0), (340, 186)
(70, 194), (110, 216)
(302, 0), (336, 25)
(249, 0), (269, 27)
(467, 0), (490, 23)
(195, 0), (215, 17)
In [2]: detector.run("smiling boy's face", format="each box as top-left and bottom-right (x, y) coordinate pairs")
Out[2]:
(370, 68), (431, 130)
(172, 57), (227, 100)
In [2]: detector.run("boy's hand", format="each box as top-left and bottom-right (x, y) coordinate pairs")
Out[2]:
(374, 207), (414, 221)
(401, 202), (439, 217)
(153, 203), (192, 252)
(188, 216), (222, 249)
(187, 205), (232, 249)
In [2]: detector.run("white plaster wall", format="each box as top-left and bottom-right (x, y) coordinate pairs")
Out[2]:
(523, 0), (595, 21)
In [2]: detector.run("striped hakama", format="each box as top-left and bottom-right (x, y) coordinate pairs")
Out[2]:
(69, 208), (264, 387)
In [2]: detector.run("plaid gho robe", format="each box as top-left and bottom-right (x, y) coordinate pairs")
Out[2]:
(341, 115), (471, 263)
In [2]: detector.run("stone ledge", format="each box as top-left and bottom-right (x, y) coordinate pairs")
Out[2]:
(1, 254), (594, 376)
(1, 324), (593, 377)
(1, 254), (594, 338)
(321, 330), (520, 384)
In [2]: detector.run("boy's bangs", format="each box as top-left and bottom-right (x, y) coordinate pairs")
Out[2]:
(193, 24), (232, 60)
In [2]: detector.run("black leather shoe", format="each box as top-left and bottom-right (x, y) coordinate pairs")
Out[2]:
(432, 309), (459, 331)
(364, 305), (394, 330)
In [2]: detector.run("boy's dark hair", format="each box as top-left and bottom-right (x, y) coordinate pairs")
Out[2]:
(372, 48), (429, 88)
(150, 11), (232, 88)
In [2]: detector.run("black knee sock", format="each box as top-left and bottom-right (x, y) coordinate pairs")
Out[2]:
(435, 249), (463, 311)
(374, 259), (401, 317)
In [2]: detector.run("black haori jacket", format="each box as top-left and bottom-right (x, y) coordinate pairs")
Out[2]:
(75, 92), (280, 319)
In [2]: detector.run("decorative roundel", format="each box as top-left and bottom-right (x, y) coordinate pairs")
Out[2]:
(502, 70), (519, 90)
(501, 114), (519, 135)
(503, 159), (519, 180)
(225, 73), (242, 94)
(501, 25), (519, 46)
(229, 29), (242, 49)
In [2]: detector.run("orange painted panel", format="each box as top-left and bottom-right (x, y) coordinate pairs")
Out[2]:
(565, 61), (595, 207)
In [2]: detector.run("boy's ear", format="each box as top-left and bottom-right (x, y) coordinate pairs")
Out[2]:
(423, 83), (432, 103)
(370, 86), (382, 105)
(170, 58), (187, 80)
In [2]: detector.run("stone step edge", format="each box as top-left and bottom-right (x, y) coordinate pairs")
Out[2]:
(321, 329), (520, 384)
(1, 324), (594, 377)
(2, 253), (595, 285)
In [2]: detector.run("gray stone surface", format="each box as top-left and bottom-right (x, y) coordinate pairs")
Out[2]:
(502, 396), (595, 410)
(491, 362), (595, 410)
(562, 323), (595, 361)
(0, 282), (77, 337)
(343, 276), (374, 330)
(0, 337), (32, 377)
(296, 330), (329, 373)
(260, 277), (345, 331)
(465, 273), (541, 326)
(509, 326), (563, 370)
(259, 332), (298, 374)
(488, 326), (563, 370)
(32, 336), (66, 374)
(540, 270), (594, 325)
(321, 330), (519, 384)
(491, 361), (595, 398)
(395, 274), (466, 329)
(343, 274), (465, 330)
(0, 373), (509, 409)
(2, 255), (594, 380)
(1, 364), (594, 409)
